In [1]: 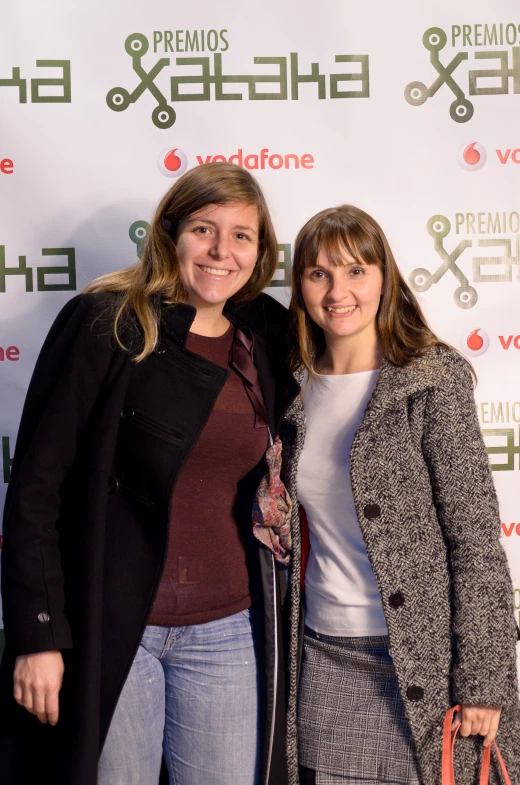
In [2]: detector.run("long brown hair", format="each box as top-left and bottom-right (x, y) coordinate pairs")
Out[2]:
(84, 162), (278, 361)
(290, 205), (451, 376)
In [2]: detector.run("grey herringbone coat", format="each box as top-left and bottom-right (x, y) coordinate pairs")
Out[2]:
(281, 346), (520, 785)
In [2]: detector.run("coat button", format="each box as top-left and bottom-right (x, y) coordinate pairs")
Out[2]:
(107, 477), (119, 495)
(120, 406), (134, 421)
(364, 504), (381, 519)
(407, 685), (424, 701)
(389, 592), (405, 608)
(37, 612), (50, 623)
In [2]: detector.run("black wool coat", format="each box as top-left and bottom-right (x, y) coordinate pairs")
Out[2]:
(0, 291), (299, 785)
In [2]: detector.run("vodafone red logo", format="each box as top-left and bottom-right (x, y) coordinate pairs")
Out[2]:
(0, 158), (13, 175)
(461, 329), (489, 357)
(457, 141), (487, 171)
(157, 146), (315, 177)
(157, 147), (188, 178)
(0, 345), (20, 361)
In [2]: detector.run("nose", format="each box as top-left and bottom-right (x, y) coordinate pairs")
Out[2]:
(209, 233), (230, 260)
(328, 271), (352, 302)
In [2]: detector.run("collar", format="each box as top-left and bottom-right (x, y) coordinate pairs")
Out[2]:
(366, 350), (450, 414)
(159, 294), (290, 352)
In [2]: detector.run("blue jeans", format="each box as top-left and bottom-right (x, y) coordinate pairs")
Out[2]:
(98, 609), (260, 785)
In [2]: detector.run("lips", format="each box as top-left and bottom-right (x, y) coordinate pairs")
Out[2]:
(326, 305), (357, 314)
(197, 265), (232, 277)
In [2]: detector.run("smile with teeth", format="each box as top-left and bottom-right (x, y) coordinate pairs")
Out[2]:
(326, 305), (357, 313)
(198, 265), (231, 277)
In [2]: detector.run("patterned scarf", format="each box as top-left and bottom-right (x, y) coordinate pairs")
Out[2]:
(252, 436), (293, 566)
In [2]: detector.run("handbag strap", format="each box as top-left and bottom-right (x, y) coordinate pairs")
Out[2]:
(442, 705), (512, 785)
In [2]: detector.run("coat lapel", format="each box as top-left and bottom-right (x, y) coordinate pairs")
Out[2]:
(282, 353), (448, 497)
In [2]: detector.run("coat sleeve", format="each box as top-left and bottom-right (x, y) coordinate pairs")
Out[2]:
(1, 294), (121, 656)
(421, 351), (519, 708)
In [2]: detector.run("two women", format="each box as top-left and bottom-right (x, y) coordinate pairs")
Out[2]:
(2, 165), (518, 785)
(0, 163), (299, 785)
(282, 205), (520, 785)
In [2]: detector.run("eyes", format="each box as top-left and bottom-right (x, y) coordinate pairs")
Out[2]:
(308, 267), (366, 280)
(192, 226), (253, 242)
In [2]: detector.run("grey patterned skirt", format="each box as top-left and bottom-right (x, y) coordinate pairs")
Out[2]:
(298, 627), (421, 785)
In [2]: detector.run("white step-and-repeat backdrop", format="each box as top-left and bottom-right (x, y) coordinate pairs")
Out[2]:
(1, 0), (519, 667)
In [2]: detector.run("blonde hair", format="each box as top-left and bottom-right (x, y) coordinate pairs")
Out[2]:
(84, 163), (278, 361)
(290, 205), (452, 378)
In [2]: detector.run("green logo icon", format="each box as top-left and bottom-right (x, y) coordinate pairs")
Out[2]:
(107, 35), (175, 129)
(405, 26), (520, 122)
(405, 28), (473, 122)
(410, 213), (520, 308)
(410, 215), (475, 307)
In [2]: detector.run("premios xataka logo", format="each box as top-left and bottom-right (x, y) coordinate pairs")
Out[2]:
(405, 24), (520, 122)
(107, 31), (370, 129)
(409, 211), (520, 309)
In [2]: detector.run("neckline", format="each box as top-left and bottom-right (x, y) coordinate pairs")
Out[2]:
(314, 368), (381, 379)
(188, 321), (234, 341)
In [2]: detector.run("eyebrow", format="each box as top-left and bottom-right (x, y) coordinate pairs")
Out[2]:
(309, 259), (364, 268)
(184, 217), (258, 236)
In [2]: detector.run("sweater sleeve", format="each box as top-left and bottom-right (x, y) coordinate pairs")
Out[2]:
(421, 351), (519, 707)
(1, 294), (120, 656)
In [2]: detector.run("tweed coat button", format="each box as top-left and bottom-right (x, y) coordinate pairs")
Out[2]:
(120, 406), (134, 421)
(406, 685), (424, 701)
(37, 612), (50, 623)
(107, 476), (119, 495)
(389, 592), (405, 608)
(364, 504), (381, 519)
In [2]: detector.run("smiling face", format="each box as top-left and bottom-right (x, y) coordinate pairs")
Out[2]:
(175, 201), (260, 311)
(301, 247), (384, 344)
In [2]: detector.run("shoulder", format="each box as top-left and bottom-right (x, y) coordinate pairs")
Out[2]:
(375, 344), (474, 409)
(413, 344), (474, 390)
(39, 292), (127, 365)
(55, 291), (120, 330)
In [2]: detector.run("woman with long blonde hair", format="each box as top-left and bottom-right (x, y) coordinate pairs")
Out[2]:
(281, 205), (520, 785)
(0, 163), (299, 785)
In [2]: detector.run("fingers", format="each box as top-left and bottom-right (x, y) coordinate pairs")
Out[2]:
(459, 706), (502, 747)
(46, 691), (60, 726)
(483, 711), (501, 748)
(451, 710), (462, 732)
(33, 690), (48, 724)
(13, 652), (64, 725)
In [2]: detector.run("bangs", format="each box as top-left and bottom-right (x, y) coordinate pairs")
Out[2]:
(302, 220), (383, 269)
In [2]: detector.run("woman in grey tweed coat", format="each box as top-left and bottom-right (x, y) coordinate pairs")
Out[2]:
(280, 205), (520, 785)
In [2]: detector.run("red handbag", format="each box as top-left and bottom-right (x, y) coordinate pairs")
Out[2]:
(442, 706), (512, 785)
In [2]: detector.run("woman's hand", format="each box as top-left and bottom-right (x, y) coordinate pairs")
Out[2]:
(451, 705), (502, 747)
(13, 651), (64, 725)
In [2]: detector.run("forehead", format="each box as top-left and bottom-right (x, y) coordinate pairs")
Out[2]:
(313, 246), (363, 267)
(186, 201), (259, 226)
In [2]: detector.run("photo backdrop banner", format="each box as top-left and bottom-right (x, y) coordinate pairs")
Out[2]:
(1, 0), (520, 672)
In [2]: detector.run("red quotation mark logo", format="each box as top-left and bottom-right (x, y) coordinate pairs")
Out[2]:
(157, 148), (188, 178)
(461, 328), (490, 357)
(457, 141), (487, 171)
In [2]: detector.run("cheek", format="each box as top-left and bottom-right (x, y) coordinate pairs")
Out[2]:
(358, 279), (383, 309)
(300, 282), (323, 316)
(238, 247), (260, 274)
(175, 238), (192, 272)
